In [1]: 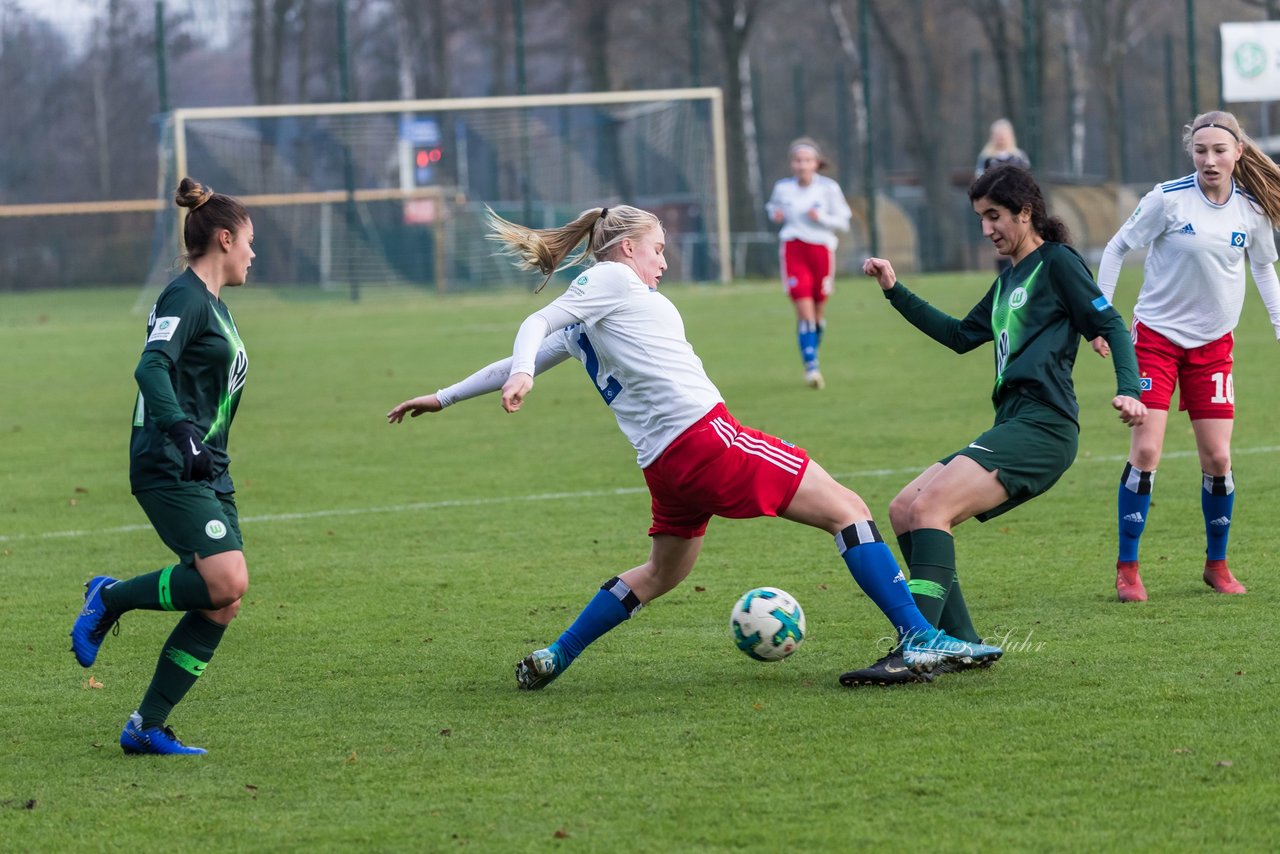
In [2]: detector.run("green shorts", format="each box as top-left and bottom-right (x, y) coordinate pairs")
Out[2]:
(941, 393), (1079, 522)
(134, 483), (243, 562)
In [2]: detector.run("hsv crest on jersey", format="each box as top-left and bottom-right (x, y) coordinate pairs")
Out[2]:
(1231, 231), (1246, 247)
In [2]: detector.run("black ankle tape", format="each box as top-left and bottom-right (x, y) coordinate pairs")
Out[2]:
(1122, 462), (1154, 495)
(601, 576), (643, 616)
(1202, 472), (1234, 496)
(835, 520), (882, 554)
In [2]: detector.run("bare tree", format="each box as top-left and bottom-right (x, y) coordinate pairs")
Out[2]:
(825, 2), (869, 190)
(961, 0), (1023, 124)
(865, 0), (966, 269)
(1062, 9), (1086, 177)
(704, 0), (764, 233)
(1078, 0), (1140, 182)
(251, 0), (298, 105)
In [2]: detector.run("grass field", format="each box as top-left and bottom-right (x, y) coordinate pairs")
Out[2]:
(2, 272), (1278, 851)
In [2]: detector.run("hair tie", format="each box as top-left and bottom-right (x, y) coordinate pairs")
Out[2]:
(1192, 122), (1240, 142)
(599, 207), (609, 221)
(192, 189), (214, 210)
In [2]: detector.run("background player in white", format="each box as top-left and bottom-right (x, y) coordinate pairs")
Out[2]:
(1091, 110), (1280, 601)
(766, 138), (852, 389)
(388, 205), (1000, 689)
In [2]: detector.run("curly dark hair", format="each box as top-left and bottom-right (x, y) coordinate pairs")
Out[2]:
(969, 165), (1070, 244)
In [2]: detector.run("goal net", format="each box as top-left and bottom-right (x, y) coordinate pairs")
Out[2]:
(142, 88), (729, 304)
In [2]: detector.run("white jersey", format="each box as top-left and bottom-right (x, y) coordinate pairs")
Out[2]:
(765, 175), (851, 249)
(1096, 175), (1280, 348)
(514, 261), (723, 468)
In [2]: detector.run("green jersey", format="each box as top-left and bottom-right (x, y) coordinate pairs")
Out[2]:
(130, 269), (248, 492)
(885, 242), (1140, 424)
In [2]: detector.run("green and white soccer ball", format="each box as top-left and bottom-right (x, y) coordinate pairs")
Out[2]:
(730, 587), (806, 661)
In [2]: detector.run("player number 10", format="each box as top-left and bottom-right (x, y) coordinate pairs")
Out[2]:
(1210, 371), (1234, 405)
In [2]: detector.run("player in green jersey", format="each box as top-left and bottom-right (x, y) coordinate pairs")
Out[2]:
(70, 177), (255, 755)
(844, 165), (1147, 685)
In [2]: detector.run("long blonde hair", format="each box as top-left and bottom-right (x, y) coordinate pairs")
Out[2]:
(1184, 110), (1280, 226)
(486, 204), (662, 292)
(979, 118), (1020, 160)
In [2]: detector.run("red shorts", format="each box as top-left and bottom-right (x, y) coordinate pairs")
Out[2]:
(643, 403), (810, 539)
(1132, 320), (1235, 419)
(781, 239), (834, 303)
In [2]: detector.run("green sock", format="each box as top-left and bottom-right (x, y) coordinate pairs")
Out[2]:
(906, 528), (956, 627)
(101, 563), (214, 613)
(896, 532), (913, 567)
(138, 612), (226, 729)
(939, 577), (982, 644)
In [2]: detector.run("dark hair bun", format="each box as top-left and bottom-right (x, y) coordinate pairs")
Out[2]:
(175, 177), (213, 210)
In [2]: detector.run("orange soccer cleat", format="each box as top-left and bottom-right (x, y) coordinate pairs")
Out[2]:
(1116, 561), (1148, 602)
(1203, 559), (1246, 595)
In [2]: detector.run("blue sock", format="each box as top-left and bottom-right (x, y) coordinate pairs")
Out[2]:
(836, 521), (932, 639)
(815, 319), (826, 350)
(797, 320), (819, 371)
(1118, 462), (1155, 563)
(1202, 471), (1234, 561)
(549, 577), (640, 669)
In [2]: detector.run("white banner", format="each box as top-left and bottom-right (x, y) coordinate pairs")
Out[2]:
(1222, 21), (1280, 103)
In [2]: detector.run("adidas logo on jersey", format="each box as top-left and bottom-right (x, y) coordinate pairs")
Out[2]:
(1178, 222), (1196, 235)
(1123, 512), (1145, 523)
(1209, 516), (1231, 527)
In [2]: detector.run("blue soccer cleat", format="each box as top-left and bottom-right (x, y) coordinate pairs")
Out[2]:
(70, 575), (120, 668)
(902, 628), (1003, 673)
(120, 711), (207, 756)
(515, 647), (562, 690)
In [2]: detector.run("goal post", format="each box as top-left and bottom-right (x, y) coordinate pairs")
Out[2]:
(144, 88), (730, 303)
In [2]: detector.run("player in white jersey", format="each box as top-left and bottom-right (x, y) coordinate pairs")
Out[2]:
(1091, 110), (1280, 602)
(766, 138), (852, 389)
(388, 204), (1001, 688)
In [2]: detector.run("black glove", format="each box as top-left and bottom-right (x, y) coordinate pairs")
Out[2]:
(167, 421), (214, 481)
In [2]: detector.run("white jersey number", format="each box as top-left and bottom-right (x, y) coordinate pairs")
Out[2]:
(577, 330), (623, 405)
(1210, 371), (1235, 405)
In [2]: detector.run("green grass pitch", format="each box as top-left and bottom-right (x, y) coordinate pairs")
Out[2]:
(2, 271), (1277, 850)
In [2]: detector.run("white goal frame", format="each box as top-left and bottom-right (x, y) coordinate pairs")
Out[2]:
(168, 88), (732, 283)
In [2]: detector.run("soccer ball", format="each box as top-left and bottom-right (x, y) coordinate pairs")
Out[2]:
(729, 587), (806, 661)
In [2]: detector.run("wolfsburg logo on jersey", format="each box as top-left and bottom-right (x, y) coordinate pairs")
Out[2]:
(227, 348), (248, 397)
(1009, 287), (1028, 309)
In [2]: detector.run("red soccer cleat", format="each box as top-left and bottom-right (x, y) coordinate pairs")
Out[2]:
(1116, 561), (1148, 602)
(1203, 560), (1246, 595)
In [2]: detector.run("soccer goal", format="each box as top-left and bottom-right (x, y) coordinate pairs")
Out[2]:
(142, 88), (730, 302)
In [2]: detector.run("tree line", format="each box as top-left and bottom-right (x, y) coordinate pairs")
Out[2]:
(0, 0), (1274, 285)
